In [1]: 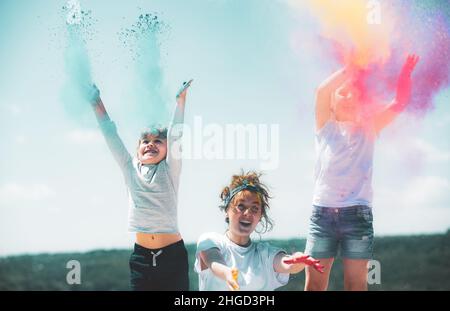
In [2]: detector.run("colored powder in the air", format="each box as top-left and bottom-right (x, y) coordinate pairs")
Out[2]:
(60, 0), (97, 126)
(356, 0), (450, 116)
(291, 0), (450, 119)
(298, 0), (393, 68)
(119, 13), (171, 127)
(393, 0), (450, 115)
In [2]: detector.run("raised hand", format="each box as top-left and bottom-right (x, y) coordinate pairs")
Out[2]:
(400, 54), (420, 78)
(85, 83), (100, 105)
(395, 54), (419, 106)
(176, 79), (193, 104)
(283, 254), (325, 273)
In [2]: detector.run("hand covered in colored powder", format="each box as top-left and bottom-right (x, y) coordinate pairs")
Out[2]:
(395, 54), (420, 106)
(283, 254), (325, 273)
(227, 267), (240, 291)
(176, 79), (193, 104)
(85, 83), (100, 105)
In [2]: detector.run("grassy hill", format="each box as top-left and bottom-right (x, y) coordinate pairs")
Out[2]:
(1, 232), (449, 291)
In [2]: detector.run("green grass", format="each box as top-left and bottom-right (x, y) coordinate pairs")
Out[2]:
(1, 232), (449, 291)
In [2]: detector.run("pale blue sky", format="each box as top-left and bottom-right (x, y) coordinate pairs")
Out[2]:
(0, 0), (449, 256)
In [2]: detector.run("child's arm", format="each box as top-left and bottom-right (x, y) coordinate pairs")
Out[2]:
(274, 252), (324, 274)
(172, 80), (191, 126)
(89, 84), (133, 172)
(315, 67), (352, 130)
(199, 248), (240, 290)
(166, 81), (191, 179)
(374, 54), (419, 133)
(88, 84), (110, 122)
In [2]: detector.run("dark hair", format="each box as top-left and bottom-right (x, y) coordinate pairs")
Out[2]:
(219, 170), (273, 233)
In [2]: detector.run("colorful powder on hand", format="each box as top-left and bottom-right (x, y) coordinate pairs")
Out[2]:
(290, 0), (450, 117)
(60, 0), (97, 125)
(119, 13), (171, 127)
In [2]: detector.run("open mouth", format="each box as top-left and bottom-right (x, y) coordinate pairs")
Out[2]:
(239, 220), (252, 229)
(144, 149), (158, 157)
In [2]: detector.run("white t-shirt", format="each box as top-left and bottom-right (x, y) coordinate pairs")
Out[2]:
(194, 232), (289, 291)
(313, 119), (376, 207)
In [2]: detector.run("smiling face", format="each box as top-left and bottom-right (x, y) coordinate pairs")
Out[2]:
(137, 134), (167, 165)
(226, 190), (262, 245)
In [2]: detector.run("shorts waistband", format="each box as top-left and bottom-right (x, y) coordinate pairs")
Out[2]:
(313, 205), (371, 214)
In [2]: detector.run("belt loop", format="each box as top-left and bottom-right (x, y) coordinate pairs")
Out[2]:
(151, 250), (163, 267)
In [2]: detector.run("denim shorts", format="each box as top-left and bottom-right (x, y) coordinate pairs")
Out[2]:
(304, 205), (374, 259)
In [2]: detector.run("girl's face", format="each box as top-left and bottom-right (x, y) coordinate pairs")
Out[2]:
(333, 80), (362, 122)
(137, 134), (167, 165)
(226, 190), (262, 244)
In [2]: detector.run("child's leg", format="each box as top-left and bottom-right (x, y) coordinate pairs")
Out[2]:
(129, 246), (154, 291)
(304, 206), (339, 290)
(305, 258), (335, 291)
(339, 205), (374, 291)
(343, 259), (369, 291)
(157, 241), (190, 291)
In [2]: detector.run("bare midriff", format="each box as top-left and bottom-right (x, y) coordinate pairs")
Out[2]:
(136, 232), (182, 249)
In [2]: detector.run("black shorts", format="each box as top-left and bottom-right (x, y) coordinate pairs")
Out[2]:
(129, 240), (189, 291)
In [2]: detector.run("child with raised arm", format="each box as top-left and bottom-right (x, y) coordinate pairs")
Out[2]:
(88, 80), (192, 291)
(305, 55), (419, 291)
(195, 171), (323, 291)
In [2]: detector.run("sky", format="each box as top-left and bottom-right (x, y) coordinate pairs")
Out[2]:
(0, 0), (449, 256)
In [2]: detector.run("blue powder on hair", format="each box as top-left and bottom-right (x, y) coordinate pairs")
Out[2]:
(119, 12), (171, 127)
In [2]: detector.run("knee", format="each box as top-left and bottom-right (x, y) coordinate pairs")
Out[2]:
(344, 278), (368, 291)
(305, 278), (328, 291)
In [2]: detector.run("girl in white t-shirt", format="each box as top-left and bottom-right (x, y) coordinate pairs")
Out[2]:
(195, 171), (324, 291)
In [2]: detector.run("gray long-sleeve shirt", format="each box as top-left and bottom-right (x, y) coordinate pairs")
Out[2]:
(98, 119), (183, 233)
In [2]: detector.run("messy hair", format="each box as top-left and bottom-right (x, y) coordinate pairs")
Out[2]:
(139, 124), (168, 141)
(219, 170), (273, 233)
